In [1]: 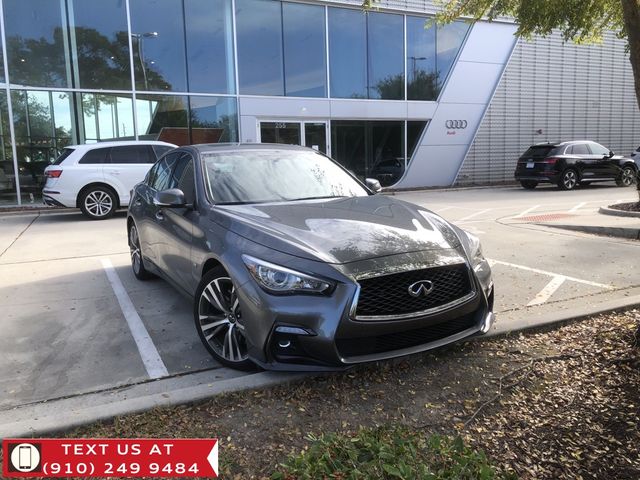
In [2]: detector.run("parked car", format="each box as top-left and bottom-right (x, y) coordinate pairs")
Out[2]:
(514, 141), (637, 190)
(43, 141), (176, 219)
(127, 144), (494, 371)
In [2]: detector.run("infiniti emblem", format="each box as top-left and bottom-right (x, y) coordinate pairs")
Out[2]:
(408, 280), (434, 298)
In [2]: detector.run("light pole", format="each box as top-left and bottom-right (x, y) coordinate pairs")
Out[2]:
(131, 32), (158, 91)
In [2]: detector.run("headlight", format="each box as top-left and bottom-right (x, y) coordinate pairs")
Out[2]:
(242, 255), (334, 295)
(465, 232), (484, 266)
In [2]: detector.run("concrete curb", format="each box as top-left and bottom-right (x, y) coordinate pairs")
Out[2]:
(0, 370), (309, 439)
(599, 205), (640, 218)
(544, 223), (640, 240)
(487, 294), (640, 337)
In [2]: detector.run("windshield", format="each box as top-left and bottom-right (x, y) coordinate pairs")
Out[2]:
(202, 149), (369, 204)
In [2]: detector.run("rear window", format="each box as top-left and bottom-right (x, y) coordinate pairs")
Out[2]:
(79, 148), (109, 164)
(521, 145), (561, 159)
(53, 148), (75, 165)
(109, 145), (155, 164)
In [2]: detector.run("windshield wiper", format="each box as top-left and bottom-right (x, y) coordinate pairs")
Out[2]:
(287, 195), (346, 202)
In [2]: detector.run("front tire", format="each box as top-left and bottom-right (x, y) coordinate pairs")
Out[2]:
(194, 267), (255, 371)
(520, 180), (538, 190)
(558, 169), (578, 190)
(616, 166), (636, 187)
(129, 222), (154, 280)
(80, 186), (117, 219)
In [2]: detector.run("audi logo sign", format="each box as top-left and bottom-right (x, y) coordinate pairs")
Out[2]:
(445, 120), (467, 129)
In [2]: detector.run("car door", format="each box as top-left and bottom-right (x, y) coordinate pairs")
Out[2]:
(104, 145), (156, 205)
(156, 152), (198, 292)
(566, 143), (596, 179)
(587, 142), (618, 178)
(143, 152), (181, 270)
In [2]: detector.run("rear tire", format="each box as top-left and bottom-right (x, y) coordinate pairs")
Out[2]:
(194, 267), (256, 371)
(558, 169), (578, 190)
(129, 222), (154, 281)
(616, 166), (636, 187)
(520, 180), (538, 190)
(80, 186), (117, 219)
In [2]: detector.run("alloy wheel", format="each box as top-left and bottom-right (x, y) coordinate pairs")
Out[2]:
(197, 277), (249, 363)
(562, 170), (577, 190)
(85, 190), (113, 217)
(620, 167), (635, 187)
(129, 225), (142, 274)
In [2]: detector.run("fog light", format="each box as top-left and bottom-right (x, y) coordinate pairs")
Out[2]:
(278, 340), (292, 349)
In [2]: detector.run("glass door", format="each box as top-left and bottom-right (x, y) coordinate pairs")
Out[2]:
(259, 122), (301, 145)
(259, 121), (328, 155)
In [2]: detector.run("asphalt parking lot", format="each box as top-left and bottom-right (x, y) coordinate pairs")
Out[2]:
(1, 183), (639, 433)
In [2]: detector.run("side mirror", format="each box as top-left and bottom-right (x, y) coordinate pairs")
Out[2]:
(365, 178), (383, 193)
(608, 150), (615, 158)
(154, 188), (187, 208)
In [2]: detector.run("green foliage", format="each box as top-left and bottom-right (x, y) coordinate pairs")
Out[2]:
(432, 0), (624, 43)
(272, 426), (516, 480)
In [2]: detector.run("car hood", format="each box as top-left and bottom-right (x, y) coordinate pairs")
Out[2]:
(213, 195), (462, 264)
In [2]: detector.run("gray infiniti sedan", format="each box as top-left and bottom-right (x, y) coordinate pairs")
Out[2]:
(127, 144), (494, 371)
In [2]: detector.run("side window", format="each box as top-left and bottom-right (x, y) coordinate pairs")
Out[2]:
(145, 162), (160, 186)
(78, 148), (109, 164)
(109, 145), (155, 164)
(169, 154), (196, 204)
(152, 145), (174, 160)
(150, 152), (180, 191)
(589, 143), (610, 156)
(571, 144), (590, 155)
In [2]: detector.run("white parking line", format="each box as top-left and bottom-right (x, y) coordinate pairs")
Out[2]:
(568, 202), (586, 213)
(513, 205), (540, 218)
(527, 275), (566, 306)
(488, 259), (612, 289)
(457, 209), (492, 222)
(435, 206), (454, 213)
(101, 258), (169, 379)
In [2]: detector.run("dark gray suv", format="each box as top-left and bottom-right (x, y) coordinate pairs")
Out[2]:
(127, 144), (494, 371)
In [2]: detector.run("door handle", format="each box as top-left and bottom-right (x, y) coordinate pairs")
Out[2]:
(107, 169), (121, 175)
(155, 210), (164, 221)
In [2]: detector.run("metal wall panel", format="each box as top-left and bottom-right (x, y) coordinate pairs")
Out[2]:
(457, 31), (640, 185)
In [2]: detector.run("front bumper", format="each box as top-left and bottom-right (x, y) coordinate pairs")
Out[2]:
(236, 259), (494, 372)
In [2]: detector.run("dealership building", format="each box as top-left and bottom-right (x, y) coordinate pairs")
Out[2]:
(0, 0), (638, 205)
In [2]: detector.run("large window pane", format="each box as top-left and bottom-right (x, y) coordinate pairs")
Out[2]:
(282, 3), (326, 97)
(436, 21), (469, 90)
(407, 16), (437, 100)
(331, 120), (405, 186)
(236, 0), (284, 96)
(185, 0), (235, 94)
(189, 96), (238, 143)
(367, 12), (404, 100)
(4, 0), (70, 87)
(329, 9), (366, 99)
(70, 0), (131, 90)
(0, 93), (17, 204)
(136, 94), (188, 144)
(11, 90), (74, 201)
(81, 93), (135, 142)
(130, 0), (187, 92)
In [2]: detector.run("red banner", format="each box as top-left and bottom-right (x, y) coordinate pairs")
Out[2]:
(2, 439), (218, 478)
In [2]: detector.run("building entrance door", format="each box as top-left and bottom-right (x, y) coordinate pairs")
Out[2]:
(259, 121), (328, 154)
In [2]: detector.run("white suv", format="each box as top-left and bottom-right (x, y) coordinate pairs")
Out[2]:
(43, 141), (176, 220)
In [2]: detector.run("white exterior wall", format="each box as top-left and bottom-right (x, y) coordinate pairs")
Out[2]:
(457, 31), (640, 185)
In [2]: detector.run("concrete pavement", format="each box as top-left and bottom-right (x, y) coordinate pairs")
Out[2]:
(1, 183), (639, 437)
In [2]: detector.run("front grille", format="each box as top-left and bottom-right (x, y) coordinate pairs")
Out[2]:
(336, 313), (477, 358)
(355, 264), (472, 317)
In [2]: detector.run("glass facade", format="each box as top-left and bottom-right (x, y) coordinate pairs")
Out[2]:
(0, 0), (468, 204)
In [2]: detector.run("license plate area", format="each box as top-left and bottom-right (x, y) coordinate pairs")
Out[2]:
(526, 162), (534, 168)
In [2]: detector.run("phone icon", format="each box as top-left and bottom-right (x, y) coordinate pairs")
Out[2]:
(19, 446), (32, 470)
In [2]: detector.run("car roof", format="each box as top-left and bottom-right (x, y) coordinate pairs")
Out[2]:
(189, 143), (312, 154)
(531, 140), (600, 148)
(65, 140), (177, 151)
